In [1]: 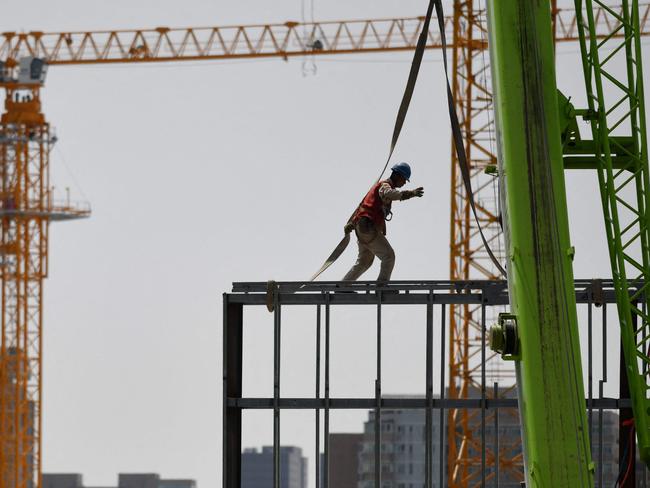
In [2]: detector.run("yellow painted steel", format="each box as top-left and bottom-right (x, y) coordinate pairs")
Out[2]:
(0, 87), (88, 488)
(0, 6), (646, 65)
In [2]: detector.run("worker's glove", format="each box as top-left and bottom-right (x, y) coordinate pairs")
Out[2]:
(344, 221), (355, 234)
(401, 187), (425, 200)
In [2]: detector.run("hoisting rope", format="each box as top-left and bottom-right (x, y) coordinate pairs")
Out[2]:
(309, 0), (506, 281)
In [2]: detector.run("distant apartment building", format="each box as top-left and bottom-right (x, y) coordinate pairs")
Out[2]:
(321, 394), (622, 488)
(358, 405), (445, 488)
(319, 433), (364, 488)
(42, 473), (196, 488)
(590, 410), (619, 486)
(242, 446), (308, 488)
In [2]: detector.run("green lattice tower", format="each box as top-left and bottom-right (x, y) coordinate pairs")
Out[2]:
(573, 0), (650, 463)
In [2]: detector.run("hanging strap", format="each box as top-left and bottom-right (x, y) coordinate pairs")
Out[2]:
(308, 232), (351, 281)
(432, 0), (506, 277)
(308, 1), (437, 282)
(309, 0), (506, 281)
(378, 0), (436, 181)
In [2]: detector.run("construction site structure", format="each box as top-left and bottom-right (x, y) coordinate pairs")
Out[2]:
(572, 0), (650, 467)
(0, 4), (649, 487)
(0, 59), (89, 488)
(447, 1), (510, 484)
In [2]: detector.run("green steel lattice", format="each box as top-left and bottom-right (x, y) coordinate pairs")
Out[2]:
(574, 0), (650, 463)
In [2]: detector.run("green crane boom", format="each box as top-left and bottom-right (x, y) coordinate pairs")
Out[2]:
(487, 0), (649, 484)
(486, 0), (594, 486)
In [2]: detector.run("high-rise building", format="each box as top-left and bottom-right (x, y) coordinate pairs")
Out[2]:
(331, 395), (621, 488)
(589, 410), (621, 486)
(320, 433), (364, 488)
(358, 406), (444, 488)
(242, 446), (308, 488)
(42, 473), (196, 488)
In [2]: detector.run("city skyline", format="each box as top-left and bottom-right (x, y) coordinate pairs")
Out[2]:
(42, 473), (196, 488)
(242, 401), (624, 488)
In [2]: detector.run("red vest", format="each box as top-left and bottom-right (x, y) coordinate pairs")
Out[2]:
(354, 179), (393, 233)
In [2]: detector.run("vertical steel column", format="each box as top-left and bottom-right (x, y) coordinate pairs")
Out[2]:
(480, 304), (486, 487)
(619, 304), (637, 488)
(315, 305), (321, 488)
(587, 302), (594, 439)
(619, 349), (636, 488)
(374, 292), (382, 488)
(635, 300), (650, 488)
(425, 293), (434, 488)
(439, 304), (446, 488)
(494, 382), (499, 488)
(222, 295), (243, 488)
(598, 303), (607, 488)
(486, 0), (593, 485)
(273, 298), (281, 488)
(323, 294), (330, 488)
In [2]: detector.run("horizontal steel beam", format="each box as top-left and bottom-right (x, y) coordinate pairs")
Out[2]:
(227, 397), (631, 409)
(227, 279), (629, 306)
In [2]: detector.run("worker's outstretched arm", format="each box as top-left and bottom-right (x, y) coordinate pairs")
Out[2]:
(399, 187), (424, 200)
(378, 182), (424, 202)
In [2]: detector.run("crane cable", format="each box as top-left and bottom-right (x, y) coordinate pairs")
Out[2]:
(301, 0), (317, 75)
(308, 0), (506, 281)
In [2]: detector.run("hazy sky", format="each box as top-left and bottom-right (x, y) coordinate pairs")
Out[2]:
(3, 1), (649, 487)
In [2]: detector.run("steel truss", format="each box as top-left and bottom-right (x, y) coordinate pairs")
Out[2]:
(0, 86), (89, 488)
(0, 112), (49, 488)
(573, 0), (650, 463)
(448, 1), (511, 485)
(0, 5), (646, 65)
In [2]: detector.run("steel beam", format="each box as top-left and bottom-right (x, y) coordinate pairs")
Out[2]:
(226, 397), (632, 410)
(229, 279), (628, 307)
(223, 296), (243, 488)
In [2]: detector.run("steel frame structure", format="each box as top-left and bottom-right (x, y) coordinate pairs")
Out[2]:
(572, 0), (650, 462)
(447, 1), (512, 485)
(223, 279), (645, 488)
(0, 86), (89, 488)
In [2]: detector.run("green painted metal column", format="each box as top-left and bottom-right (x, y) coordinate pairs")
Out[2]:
(486, 1), (594, 486)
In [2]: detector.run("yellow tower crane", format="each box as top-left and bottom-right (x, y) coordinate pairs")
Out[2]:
(0, 4), (648, 488)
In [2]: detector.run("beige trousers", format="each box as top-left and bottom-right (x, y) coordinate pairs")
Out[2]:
(342, 218), (395, 282)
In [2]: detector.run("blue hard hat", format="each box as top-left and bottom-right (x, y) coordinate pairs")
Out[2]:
(391, 162), (411, 181)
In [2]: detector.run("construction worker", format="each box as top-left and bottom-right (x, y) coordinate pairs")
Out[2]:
(342, 162), (424, 283)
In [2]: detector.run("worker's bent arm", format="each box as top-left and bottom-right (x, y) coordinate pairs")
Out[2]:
(378, 182), (403, 202)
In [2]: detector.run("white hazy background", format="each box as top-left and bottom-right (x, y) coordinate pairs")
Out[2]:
(3, 0), (649, 486)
